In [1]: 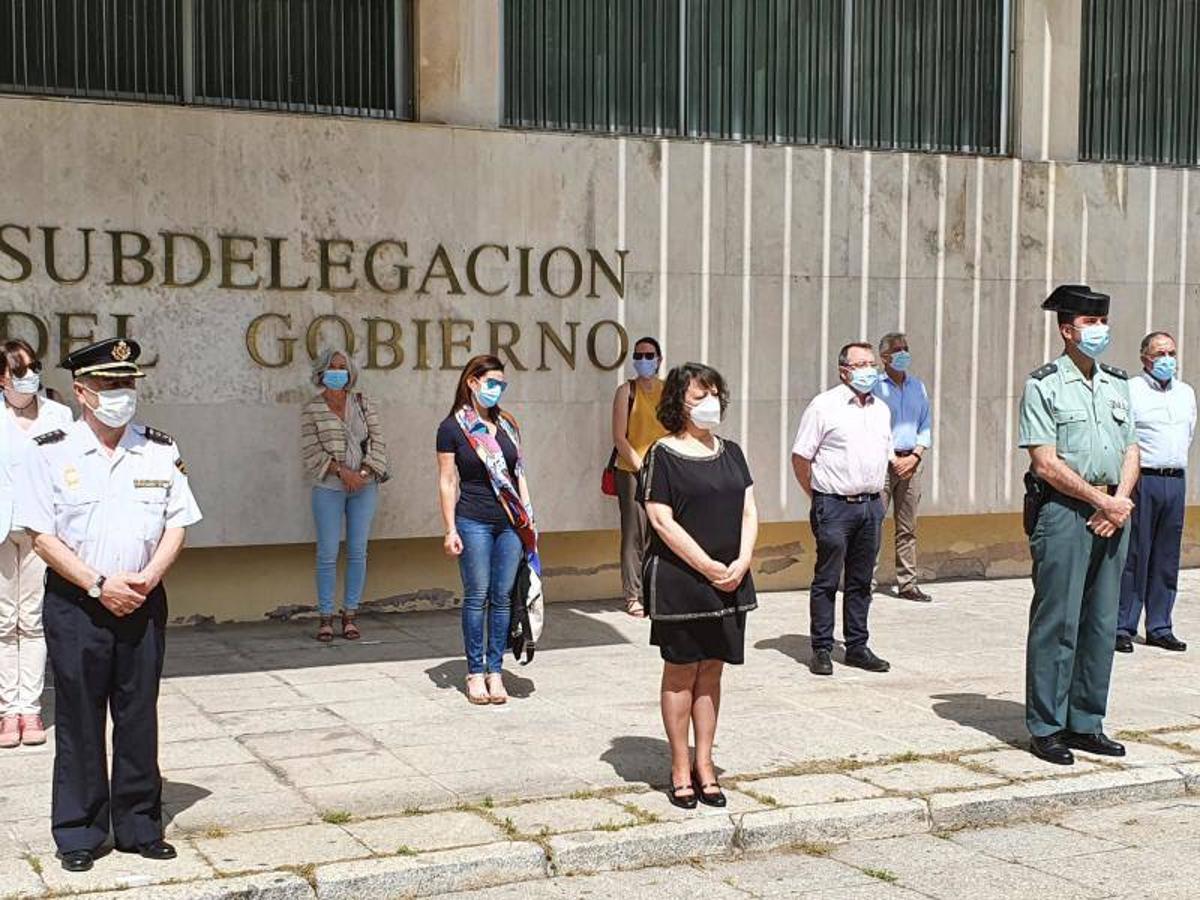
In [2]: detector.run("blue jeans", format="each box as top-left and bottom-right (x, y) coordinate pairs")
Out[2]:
(457, 516), (523, 674)
(312, 483), (379, 616)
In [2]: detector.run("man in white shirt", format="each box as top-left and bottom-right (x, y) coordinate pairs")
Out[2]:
(1116, 331), (1197, 654)
(792, 342), (894, 677)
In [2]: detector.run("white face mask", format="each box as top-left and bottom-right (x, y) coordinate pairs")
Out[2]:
(86, 387), (138, 428)
(689, 394), (722, 429)
(11, 371), (40, 395)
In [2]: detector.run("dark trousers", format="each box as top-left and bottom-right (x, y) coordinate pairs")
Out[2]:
(42, 571), (167, 853)
(809, 493), (884, 652)
(1118, 474), (1186, 639)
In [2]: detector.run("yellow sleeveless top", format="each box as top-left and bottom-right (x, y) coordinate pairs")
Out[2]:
(618, 379), (668, 472)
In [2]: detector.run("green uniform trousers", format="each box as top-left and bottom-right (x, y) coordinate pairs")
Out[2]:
(1026, 493), (1130, 737)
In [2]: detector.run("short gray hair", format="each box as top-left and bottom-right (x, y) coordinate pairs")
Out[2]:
(311, 348), (357, 388)
(878, 332), (906, 353)
(1140, 331), (1174, 355)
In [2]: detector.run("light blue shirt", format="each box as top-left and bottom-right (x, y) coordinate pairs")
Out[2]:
(873, 372), (932, 452)
(1128, 371), (1196, 469)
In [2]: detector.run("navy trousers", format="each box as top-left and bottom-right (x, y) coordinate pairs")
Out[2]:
(809, 493), (884, 652)
(1118, 474), (1186, 639)
(42, 571), (167, 854)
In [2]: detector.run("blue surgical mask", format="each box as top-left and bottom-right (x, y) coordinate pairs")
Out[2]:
(1151, 356), (1177, 383)
(11, 371), (40, 395)
(633, 358), (659, 378)
(322, 369), (350, 390)
(848, 367), (880, 394)
(1075, 324), (1111, 359)
(475, 382), (505, 409)
(890, 351), (912, 372)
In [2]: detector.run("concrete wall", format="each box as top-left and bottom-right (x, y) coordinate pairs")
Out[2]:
(2, 91), (1198, 621)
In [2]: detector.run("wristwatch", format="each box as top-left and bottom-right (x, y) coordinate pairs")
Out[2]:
(87, 574), (106, 599)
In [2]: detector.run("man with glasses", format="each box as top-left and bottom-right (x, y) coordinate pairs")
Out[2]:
(14, 338), (202, 872)
(1116, 331), (1196, 654)
(872, 332), (933, 602)
(792, 342), (895, 677)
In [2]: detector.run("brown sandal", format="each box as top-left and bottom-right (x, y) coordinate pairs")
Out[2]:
(316, 616), (334, 642)
(341, 612), (361, 641)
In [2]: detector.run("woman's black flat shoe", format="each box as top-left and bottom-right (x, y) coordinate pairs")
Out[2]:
(667, 783), (697, 810)
(692, 770), (727, 807)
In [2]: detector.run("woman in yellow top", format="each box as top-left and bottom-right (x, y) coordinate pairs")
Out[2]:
(611, 337), (669, 617)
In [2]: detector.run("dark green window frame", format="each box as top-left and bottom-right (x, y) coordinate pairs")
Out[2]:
(502, 0), (1013, 155)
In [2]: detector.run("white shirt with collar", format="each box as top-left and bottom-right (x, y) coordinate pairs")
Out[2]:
(793, 383), (894, 496)
(14, 420), (202, 574)
(1128, 370), (1197, 470)
(0, 396), (74, 537)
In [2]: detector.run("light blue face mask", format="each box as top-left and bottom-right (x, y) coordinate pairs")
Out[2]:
(1074, 323), (1111, 359)
(322, 369), (350, 390)
(848, 367), (880, 394)
(890, 350), (912, 372)
(633, 358), (659, 378)
(475, 378), (506, 409)
(1151, 355), (1177, 383)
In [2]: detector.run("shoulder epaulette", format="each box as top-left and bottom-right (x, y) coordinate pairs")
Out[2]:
(1029, 363), (1058, 381)
(143, 426), (175, 445)
(1099, 363), (1129, 379)
(33, 429), (66, 446)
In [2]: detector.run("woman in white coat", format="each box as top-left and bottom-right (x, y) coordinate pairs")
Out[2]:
(0, 339), (72, 748)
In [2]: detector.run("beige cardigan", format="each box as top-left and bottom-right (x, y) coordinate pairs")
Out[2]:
(301, 393), (389, 483)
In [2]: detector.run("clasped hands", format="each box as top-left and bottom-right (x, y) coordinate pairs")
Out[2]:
(1087, 494), (1134, 538)
(890, 454), (921, 480)
(98, 570), (162, 617)
(703, 556), (751, 593)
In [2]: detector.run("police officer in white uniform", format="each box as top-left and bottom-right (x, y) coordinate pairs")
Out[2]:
(14, 338), (201, 872)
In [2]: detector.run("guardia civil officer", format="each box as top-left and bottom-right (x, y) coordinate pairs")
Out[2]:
(1019, 285), (1139, 766)
(13, 339), (202, 872)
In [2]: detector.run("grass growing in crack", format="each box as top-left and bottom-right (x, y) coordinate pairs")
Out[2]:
(594, 821), (632, 832)
(569, 789), (599, 800)
(203, 825), (229, 839)
(396, 845), (418, 856)
(621, 803), (662, 825)
(1116, 729), (1150, 741)
(402, 805), (423, 817)
(292, 863), (318, 888)
(498, 817), (519, 839)
(888, 751), (922, 764)
(320, 809), (353, 825)
(792, 841), (833, 857)
(481, 796), (495, 809)
(864, 868), (899, 883)
(738, 788), (778, 807)
(22, 853), (42, 876)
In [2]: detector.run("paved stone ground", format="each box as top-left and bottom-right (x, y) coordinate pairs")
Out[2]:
(441, 796), (1200, 899)
(0, 572), (1198, 897)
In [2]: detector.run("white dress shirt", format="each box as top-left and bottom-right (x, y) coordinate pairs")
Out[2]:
(1129, 371), (1196, 469)
(793, 384), (893, 495)
(14, 421), (202, 574)
(0, 396), (73, 537)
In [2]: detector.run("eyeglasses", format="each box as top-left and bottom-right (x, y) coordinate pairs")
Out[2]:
(842, 361), (876, 370)
(484, 378), (508, 391)
(632, 352), (658, 361)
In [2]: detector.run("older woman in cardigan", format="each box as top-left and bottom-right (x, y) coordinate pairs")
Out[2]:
(301, 350), (389, 641)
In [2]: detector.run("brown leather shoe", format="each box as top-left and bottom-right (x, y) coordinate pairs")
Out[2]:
(897, 587), (933, 602)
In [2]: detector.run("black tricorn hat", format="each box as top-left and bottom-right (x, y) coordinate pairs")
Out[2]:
(1041, 284), (1110, 316)
(61, 338), (146, 379)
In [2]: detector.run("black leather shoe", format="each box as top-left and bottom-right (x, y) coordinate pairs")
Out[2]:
(1146, 632), (1187, 652)
(60, 850), (94, 872)
(1064, 731), (1126, 757)
(810, 648), (833, 676)
(133, 840), (177, 861)
(897, 587), (932, 603)
(844, 647), (891, 672)
(1030, 733), (1074, 765)
(1115, 634), (1134, 653)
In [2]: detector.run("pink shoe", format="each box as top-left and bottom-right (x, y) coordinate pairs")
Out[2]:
(19, 715), (46, 746)
(0, 716), (18, 749)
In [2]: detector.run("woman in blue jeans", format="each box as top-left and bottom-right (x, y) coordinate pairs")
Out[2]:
(301, 350), (389, 642)
(436, 354), (534, 705)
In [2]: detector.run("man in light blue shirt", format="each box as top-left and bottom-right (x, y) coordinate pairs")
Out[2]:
(872, 333), (933, 602)
(1117, 331), (1197, 654)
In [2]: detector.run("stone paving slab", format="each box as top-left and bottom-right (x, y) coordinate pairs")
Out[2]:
(193, 823), (370, 875)
(854, 759), (1006, 794)
(960, 747), (1104, 780)
(342, 811), (505, 854)
(496, 797), (637, 835)
(732, 773), (885, 807)
(34, 844), (215, 895)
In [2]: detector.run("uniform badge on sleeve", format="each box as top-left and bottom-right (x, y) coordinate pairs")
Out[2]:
(175, 458), (188, 476)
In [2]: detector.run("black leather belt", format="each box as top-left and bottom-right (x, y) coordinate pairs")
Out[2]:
(1141, 467), (1185, 478)
(814, 491), (881, 504)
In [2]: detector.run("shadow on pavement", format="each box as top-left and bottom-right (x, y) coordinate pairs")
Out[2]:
(930, 693), (1027, 747)
(600, 735), (671, 788)
(424, 659), (536, 699)
(162, 780), (212, 827)
(754, 633), (847, 666)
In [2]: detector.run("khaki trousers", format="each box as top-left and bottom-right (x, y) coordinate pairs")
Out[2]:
(615, 469), (649, 600)
(0, 530), (48, 716)
(876, 459), (923, 592)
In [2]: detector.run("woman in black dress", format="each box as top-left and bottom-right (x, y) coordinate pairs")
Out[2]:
(641, 363), (758, 809)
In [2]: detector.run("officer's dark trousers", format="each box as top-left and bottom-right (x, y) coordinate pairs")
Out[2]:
(809, 493), (884, 652)
(1027, 495), (1130, 737)
(1117, 474), (1186, 639)
(42, 571), (167, 853)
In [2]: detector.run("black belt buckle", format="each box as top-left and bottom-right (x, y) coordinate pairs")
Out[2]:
(1141, 467), (1184, 478)
(844, 493), (878, 503)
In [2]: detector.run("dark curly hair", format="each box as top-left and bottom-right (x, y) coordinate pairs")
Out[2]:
(657, 362), (729, 434)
